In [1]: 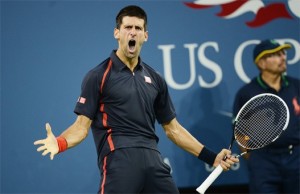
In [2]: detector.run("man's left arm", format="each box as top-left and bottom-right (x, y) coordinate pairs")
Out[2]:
(162, 118), (239, 169)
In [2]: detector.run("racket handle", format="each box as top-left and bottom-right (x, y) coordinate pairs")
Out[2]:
(196, 165), (223, 194)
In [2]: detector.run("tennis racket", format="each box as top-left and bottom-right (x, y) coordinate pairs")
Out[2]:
(196, 93), (290, 194)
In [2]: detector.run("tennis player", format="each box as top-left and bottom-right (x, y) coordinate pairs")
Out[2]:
(34, 5), (239, 194)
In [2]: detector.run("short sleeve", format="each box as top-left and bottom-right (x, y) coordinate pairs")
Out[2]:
(74, 70), (101, 120)
(154, 75), (176, 124)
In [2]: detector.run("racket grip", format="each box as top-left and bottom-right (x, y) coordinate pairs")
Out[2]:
(196, 165), (223, 194)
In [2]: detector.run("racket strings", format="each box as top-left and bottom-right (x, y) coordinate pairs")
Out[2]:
(235, 95), (288, 150)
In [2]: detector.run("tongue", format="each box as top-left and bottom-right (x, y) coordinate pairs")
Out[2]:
(129, 40), (136, 53)
(129, 45), (135, 52)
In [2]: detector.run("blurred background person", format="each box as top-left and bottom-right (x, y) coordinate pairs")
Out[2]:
(233, 39), (300, 194)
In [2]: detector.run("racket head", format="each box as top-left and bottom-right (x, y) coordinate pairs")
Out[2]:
(234, 93), (289, 150)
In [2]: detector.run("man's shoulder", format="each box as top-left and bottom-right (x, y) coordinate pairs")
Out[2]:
(81, 58), (111, 83)
(240, 77), (259, 90)
(142, 62), (156, 72)
(85, 58), (111, 76)
(286, 75), (300, 83)
(90, 58), (111, 72)
(235, 77), (260, 98)
(142, 62), (164, 79)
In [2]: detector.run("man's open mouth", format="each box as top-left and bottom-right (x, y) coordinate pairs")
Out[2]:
(128, 40), (136, 52)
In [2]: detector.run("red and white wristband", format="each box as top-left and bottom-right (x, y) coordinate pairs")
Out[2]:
(56, 136), (68, 153)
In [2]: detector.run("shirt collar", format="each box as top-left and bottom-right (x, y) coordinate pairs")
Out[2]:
(256, 74), (289, 90)
(110, 50), (143, 72)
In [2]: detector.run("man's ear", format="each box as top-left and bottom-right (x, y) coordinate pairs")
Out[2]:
(114, 28), (120, 40)
(257, 60), (265, 70)
(144, 31), (148, 42)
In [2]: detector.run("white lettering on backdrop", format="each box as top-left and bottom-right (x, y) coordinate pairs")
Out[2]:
(158, 38), (300, 90)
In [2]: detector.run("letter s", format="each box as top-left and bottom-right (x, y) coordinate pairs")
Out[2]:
(197, 42), (222, 88)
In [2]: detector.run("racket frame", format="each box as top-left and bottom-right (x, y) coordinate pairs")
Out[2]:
(196, 93), (290, 194)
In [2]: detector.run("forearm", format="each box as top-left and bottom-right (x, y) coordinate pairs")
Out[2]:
(59, 115), (92, 149)
(163, 119), (204, 157)
(163, 118), (221, 166)
(163, 118), (238, 168)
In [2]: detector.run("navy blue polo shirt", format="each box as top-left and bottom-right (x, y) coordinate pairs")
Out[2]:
(233, 74), (300, 148)
(74, 50), (176, 161)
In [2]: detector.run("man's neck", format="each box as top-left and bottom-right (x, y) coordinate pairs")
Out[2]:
(261, 72), (282, 91)
(116, 49), (138, 72)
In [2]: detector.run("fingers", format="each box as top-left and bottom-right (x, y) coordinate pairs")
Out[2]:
(33, 123), (52, 145)
(220, 160), (231, 171)
(225, 155), (239, 165)
(33, 140), (44, 145)
(33, 122), (56, 160)
(221, 149), (239, 162)
(225, 156), (239, 171)
(221, 149), (232, 157)
(50, 153), (55, 160)
(36, 145), (46, 152)
(45, 123), (52, 136)
(42, 149), (56, 160)
(218, 149), (239, 171)
(42, 149), (50, 156)
(36, 144), (56, 160)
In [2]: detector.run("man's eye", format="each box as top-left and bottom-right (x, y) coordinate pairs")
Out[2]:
(269, 53), (276, 57)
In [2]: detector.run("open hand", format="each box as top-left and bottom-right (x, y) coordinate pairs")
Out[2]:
(34, 123), (58, 160)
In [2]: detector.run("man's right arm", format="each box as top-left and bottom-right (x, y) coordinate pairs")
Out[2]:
(59, 115), (92, 148)
(34, 115), (92, 160)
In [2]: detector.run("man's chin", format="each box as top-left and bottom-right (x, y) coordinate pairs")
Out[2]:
(126, 51), (138, 58)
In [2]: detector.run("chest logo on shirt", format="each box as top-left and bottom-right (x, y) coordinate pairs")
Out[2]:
(144, 76), (152, 84)
(292, 97), (300, 116)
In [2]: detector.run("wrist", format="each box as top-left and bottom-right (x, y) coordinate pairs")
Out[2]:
(56, 136), (68, 153)
(198, 146), (217, 166)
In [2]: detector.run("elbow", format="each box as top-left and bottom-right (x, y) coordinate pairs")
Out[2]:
(165, 128), (179, 145)
(165, 131), (171, 140)
(81, 128), (89, 141)
(74, 123), (89, 142)
(165, 130), (173, 140)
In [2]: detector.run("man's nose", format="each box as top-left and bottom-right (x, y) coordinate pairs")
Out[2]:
(130, 28), (137, 36)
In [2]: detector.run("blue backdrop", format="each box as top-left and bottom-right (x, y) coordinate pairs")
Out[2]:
(1, 0), (300, 193)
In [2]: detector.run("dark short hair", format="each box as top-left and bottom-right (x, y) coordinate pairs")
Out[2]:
(116, 5), (147, 31)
